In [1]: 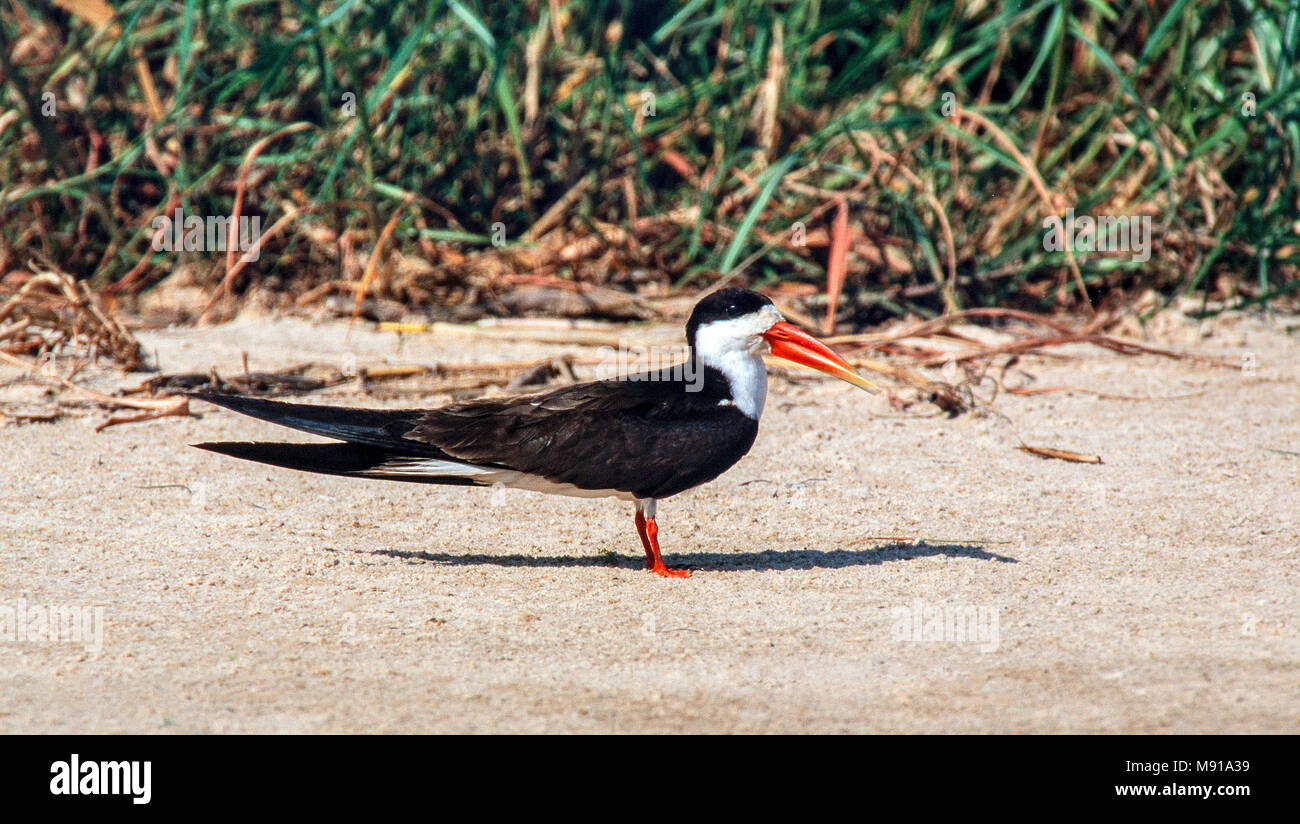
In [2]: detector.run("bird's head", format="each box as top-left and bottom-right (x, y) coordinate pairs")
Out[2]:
(686, 288), (880, 395)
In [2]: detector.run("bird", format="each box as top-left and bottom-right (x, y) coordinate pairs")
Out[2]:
(190, 288), (879, 577)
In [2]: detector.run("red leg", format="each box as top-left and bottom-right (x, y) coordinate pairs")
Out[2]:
(634, 511), (690, 578)
(634, 510), (655, 567)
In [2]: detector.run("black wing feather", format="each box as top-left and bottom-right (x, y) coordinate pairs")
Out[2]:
(406, 367), (758, 498)
(189, 392), (441, 456)
(192, 441), (479, 485)
(191, 367), (758, 500)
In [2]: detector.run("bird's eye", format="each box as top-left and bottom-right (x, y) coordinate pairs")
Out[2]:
(726, 303), (740, 317)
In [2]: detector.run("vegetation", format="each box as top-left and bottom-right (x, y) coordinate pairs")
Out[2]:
(2, 0), (1297, 327)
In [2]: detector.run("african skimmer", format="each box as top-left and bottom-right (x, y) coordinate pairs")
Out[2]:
(192, 288), (878, 577)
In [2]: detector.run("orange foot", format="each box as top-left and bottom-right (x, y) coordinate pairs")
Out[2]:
(635, 510), (691, 577)
(647, 562), (692, 578)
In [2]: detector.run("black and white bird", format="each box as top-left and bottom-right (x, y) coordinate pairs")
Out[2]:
(191, 288), (878, 577)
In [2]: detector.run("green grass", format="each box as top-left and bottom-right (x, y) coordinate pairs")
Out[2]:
(1, 0), (1296, 322)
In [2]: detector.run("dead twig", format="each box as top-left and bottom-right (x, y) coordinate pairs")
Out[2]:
(95, 402), (192, 432)
(351, 195), (417, 327)
(0, 349), (191, 428)
(823, 198), (849, 335)
(1017, 443), (1103, 464)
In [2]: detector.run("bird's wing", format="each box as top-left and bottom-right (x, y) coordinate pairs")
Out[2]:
(192, 376), (753, 498)
(405, 376), (754, 498)
(405, 378), (672, 489)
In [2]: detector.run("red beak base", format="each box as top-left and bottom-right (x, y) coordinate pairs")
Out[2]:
(760, 321), (880, 393)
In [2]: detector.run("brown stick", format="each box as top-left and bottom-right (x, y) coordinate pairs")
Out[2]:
(350, 195), (416, 327)
(0, 350), (191, 414)
(198, 204), (308, 323)
(1017, 443), (1103, 464)
(823, 198), (849, 335)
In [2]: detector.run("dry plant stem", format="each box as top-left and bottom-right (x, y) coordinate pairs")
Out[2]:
(0, 318), (32, 341)
(198, 205), (308, 323)
(195, 122), (313, 323)
(854, 133), (959, 313)
(0, 350), (189, 415)
(53, 0), (162, 119)
(823, 198), (850, 335)
(350, 195), (417, 327)
(224, 122), (312, 278)
(375, 321), (675, 349)
(293, 280), (349, 306)
(713, 163), (879, 293)
(908, 333), (1237, 369)
(1, 269), (143, 368)
(829, 308), (1233, 368)
(1003, 384), (1202, 401)
(489, 274), (606, 293)
(95, 403), (191, 432)
(952, 107), (1091, 315)
(365, 355), (605, 383)
(0, 270), (70, 321)
(523, 175), (592, 242)
(844, 355), (934, 388)
(1017, 443), (1103, 464)
(106, 192), (180, 295)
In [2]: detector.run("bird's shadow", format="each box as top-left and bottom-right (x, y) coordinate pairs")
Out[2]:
(358, 542), (1017, 572)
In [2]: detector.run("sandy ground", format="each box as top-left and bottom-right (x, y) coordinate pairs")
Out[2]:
(1, 308), (1297, 733)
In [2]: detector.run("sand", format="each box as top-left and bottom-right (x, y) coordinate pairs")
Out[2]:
(1, 308), (1297, 733)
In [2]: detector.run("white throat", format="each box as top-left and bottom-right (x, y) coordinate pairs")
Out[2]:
(710, 349), (768, 419)
(691, 305), (783, 420)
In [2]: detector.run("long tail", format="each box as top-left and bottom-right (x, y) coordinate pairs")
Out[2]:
(188, 392), (486, 486)
(188, 392), (430, 452)
(192, 441), (480, 485)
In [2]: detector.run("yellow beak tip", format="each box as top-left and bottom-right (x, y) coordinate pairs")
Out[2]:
(849, 375), (882, 394)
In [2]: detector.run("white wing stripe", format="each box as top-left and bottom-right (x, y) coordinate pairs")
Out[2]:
(361, 458), (634, 500)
